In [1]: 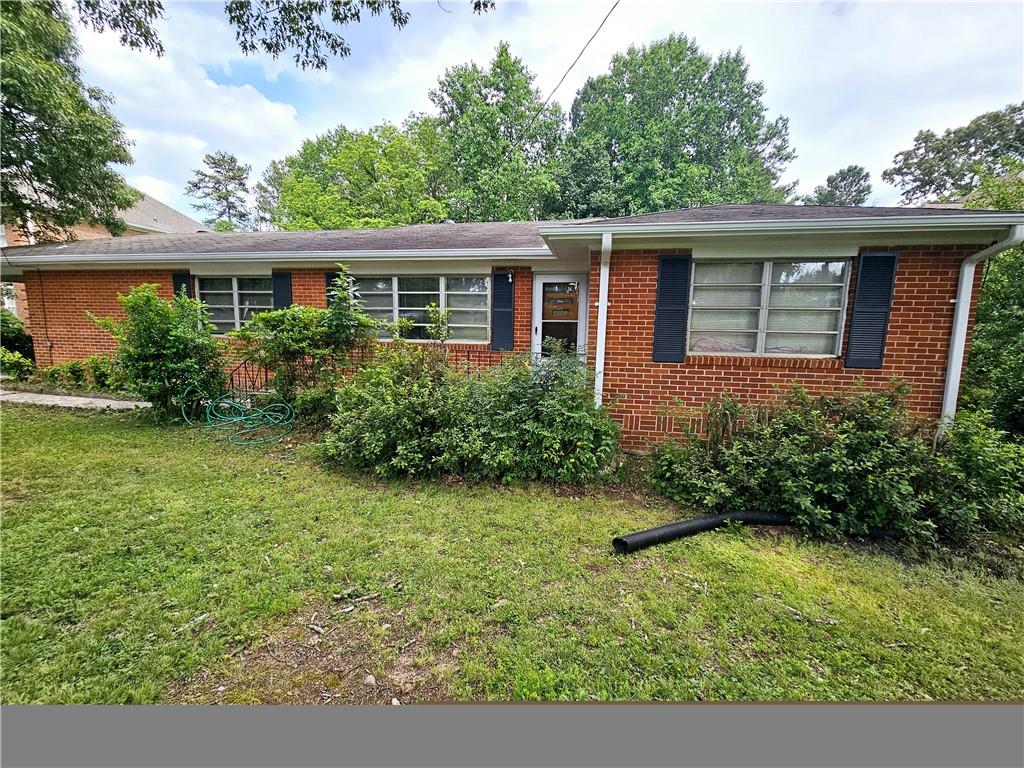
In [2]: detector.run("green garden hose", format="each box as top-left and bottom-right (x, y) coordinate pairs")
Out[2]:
(179, 386), (295, 445)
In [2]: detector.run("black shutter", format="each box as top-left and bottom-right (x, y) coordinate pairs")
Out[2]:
(325, 271), (340, 302)
(845, 251), (898, 369)
(272, 272), (293, 309)
(652, 255), (691, 362)
(171, 272), (192, 298)
(491, 270), (514, 351)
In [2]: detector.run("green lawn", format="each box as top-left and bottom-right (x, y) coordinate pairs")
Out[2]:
(2, 404), (1022, 703)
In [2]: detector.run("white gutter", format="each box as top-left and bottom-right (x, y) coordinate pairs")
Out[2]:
(593, 232), (612, 406)
(940, 224), (1024, 428)
(540, 212), (1024, 239)
(1, 246), (554, 268)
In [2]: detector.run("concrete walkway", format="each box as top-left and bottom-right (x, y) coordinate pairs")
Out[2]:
(0, 390), (151, 411)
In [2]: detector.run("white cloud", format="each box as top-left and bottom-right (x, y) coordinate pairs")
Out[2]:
(74, 0), (1022, 217)
(76, 7), (309, 215)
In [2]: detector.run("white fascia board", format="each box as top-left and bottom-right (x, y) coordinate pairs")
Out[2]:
(1, 246), (555, 268)
(538, 213), (1024, 240)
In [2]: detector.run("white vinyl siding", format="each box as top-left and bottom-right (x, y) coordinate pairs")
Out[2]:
(196, 276), (273, 334)
(688, 261), (849, 356)
(355, 276), (490, 342)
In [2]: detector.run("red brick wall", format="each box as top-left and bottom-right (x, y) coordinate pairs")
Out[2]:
(589, 245), (986, 452)
(21, 270), (176, 366)
(22, 266), (535, 367)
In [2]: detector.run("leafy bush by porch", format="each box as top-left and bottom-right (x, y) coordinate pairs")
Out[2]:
(322, 344), (620, 482)
(650, 385), (1024, 547)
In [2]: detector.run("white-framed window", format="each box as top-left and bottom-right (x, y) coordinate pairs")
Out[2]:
(688, 260), (850, 356)
(354, 275), (491, 342)
(195, 276), (274, 334)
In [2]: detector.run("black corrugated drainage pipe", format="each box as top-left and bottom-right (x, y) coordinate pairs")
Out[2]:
(612, 511), (793, 555)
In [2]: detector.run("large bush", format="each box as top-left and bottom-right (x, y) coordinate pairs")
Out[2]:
(323, 345), (620, 483)
(650, 385), (1024, 547)
(93, 284), (226, 419)
(1, 308), (34, 360)
(460, 350), (621, 482)
(231, 266), (376, 400)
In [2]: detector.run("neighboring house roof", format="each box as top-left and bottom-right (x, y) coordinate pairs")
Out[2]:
(3, 205), (1022, 268)
(919, 201), (966, 210)
(121, 193), (204, 234)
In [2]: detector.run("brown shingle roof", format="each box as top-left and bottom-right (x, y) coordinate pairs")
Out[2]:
(581, 203), (1013, 225)
(3, 220), (548, 257)
(3, 205), (1019, 259)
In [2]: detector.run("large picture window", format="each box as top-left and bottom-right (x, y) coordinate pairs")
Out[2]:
(688, 261), (849, 355)
(196, 276), (273, 334)
(354, 275), (490, 342)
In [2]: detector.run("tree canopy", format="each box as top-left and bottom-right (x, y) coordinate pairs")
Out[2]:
(882, 103), (1024, 203)
(800, 165), (872, 206)
(68, 0), (494, 70)
(263, 117), (453, 231)
(962, 160), (1024, 435)
(0, 1), (139, 242)
(430, 41), (563, 222)
(184, 151), (254, 230)
(552, 34), (795, 218)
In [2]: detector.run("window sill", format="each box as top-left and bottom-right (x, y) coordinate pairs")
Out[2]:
(682, 354), (845, 370)
(378, 338), (492, 347)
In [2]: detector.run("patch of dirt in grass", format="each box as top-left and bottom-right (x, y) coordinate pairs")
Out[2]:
(165, 602), (457, 705)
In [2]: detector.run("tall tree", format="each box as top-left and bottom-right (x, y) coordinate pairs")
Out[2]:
(0, 1), (139, 242)
(800, 165), (872, 206)
(555, 35), (795, 218)
(272, 120), (453, 230)
(882, 103), (1024, 203)
(184, 151), (253, 230)
(69, 0), (494, 70)
(430, 41), (564, 221)
(254, 159), (287, 230)
(962, 160), (1024, 435)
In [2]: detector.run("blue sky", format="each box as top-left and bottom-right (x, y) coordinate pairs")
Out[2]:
(75, 0), (1024, 220)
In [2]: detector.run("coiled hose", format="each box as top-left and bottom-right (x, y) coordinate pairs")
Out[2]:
(179, 386), (295, 445)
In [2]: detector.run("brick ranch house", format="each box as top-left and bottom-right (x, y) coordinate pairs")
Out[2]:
(3, 204), (1022, 451)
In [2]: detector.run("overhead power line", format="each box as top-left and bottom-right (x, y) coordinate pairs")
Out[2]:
(515, 0), (622, 148)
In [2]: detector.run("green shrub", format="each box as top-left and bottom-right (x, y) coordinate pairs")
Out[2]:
(461, 350), (621, 483)
(1, 308), (34, 360)
(38, 355), (127, 393)
(1, 348), (34, 381)
(293, 379), (341, 426)
(92, 284), (226, 419)
(82, 355), (123, 391)
(928, 411), (1024, 537)
(230, 265), (376, 400)
(323, 344), (620, 483)
(650, 385), (1024, 547)
(323, 343), (466, 476)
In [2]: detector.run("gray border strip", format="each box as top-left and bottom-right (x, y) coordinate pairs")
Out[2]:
(2, 704), (1022, 768)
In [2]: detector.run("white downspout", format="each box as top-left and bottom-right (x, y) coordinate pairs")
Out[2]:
(593, 232), (612, 406)
(939, 224), (1024, 428)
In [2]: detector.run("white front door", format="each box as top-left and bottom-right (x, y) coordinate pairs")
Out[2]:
(531, 274), (589, 357)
